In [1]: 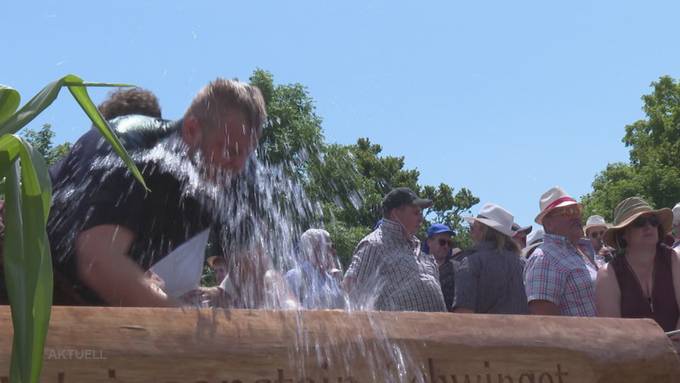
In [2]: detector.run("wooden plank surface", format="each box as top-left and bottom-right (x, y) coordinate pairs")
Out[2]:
(1, 306), (679, 382)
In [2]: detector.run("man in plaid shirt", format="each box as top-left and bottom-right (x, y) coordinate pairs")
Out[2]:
(524, 186), (598, 316)
(343, 188), (446, 312)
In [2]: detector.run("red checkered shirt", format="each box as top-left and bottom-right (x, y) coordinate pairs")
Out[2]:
(524, 233), (598, 317)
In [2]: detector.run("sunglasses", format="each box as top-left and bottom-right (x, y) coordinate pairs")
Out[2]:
(549, 205), (581, 218)
(437, 239), (453, 247)
(631, 215), (660, 228)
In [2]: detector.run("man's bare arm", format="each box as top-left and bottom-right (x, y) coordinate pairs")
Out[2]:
(75, 225), (176, 307)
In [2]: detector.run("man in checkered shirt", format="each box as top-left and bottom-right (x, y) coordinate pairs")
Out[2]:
(524, 186), (598, 316)
(343, 187), (446, 312)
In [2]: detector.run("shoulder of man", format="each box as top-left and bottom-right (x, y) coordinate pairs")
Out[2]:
(525, 245), (568, 274)
(353, 229), (384, 249)
(110, 115), (179, 152)
(352, 232), (384, 256)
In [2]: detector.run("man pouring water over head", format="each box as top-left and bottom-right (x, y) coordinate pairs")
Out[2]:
(46, 79), (267, 306)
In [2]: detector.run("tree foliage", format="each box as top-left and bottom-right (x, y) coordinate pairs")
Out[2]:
(249, 69), (324, 179)
(309, 138), (478, 265)
(248, 69), (479, 266)
(582, 76), (680, 220)
(21, 124), (71, 167)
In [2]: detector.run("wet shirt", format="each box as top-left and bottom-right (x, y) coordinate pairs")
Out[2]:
(524, 234), (598, 317)
(344, 219), (446, 312)
(48, 116), (215, 304)
(285, 261), (345, 309)
(452, 241), (529, 314)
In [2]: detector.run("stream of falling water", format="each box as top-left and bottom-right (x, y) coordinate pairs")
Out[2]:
(50, 115), (430, 381)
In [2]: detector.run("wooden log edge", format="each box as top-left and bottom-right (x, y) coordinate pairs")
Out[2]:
(1, 306), (680, 382)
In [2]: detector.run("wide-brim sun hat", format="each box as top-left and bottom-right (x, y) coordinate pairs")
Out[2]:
(535, 186), (581, 225)
(464, 203), (515, 238)
(603, 197), (673, 248)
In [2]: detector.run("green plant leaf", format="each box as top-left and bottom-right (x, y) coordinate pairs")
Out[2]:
(1, 75), (149, 382)
(76, 81), (134, 87)
(0, 74), (147, 189)
(1, 135), (53, 383)
(0, 79), (63, 137)
(64, 75), (147, 190)
(0, 85), (20, 126)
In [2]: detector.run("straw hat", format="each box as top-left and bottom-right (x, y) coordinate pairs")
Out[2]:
(584, 215), (608, 235)
(535, 186), (581, 225)
(603, 197), (672, 248)
(464, 203), (515, 238)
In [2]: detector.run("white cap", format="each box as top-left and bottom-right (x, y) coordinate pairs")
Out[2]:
(526, 228), (544, 246)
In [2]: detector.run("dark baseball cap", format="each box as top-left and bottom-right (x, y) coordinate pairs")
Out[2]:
(511, 223), (533, 235)
(382, 187), (432, 212)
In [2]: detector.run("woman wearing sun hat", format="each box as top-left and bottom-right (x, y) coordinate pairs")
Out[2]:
(451, 203), (529, 314)
(595, 197), (680, 332)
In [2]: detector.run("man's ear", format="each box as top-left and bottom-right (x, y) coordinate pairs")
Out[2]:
(181, 115), (202, 148)
(542, 218), (552, 233)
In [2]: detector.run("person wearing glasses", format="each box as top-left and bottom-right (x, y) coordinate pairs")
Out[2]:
(595, 197), (680, 332)
(584, 215), (614, 266)
(524, 187), (598, 317)
(451, 203), (529, 314)
(423, 223), (461, 311)
(424, 224), (456, 268)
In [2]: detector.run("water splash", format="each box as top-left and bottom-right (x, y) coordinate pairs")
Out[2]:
(50, 118), (426, 381)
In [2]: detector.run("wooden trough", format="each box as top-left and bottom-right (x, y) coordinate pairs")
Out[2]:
(1, 306), (679, 382)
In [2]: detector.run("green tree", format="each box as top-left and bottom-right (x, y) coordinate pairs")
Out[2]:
(247, 69), (480, 266)
(309, 138), (479, 265)
(249, 69), (324, 179)
(582, 76), (680, 219)
(21, 123), (71, 166)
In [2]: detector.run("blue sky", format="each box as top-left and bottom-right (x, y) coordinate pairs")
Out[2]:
(3, 1), (680, 228)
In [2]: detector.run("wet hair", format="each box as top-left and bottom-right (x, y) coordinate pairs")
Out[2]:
(478, 223), (521, 254)
(300, 229), (331, 254)
(98, 88), (162, 120)
(185, 78), (267, 134)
